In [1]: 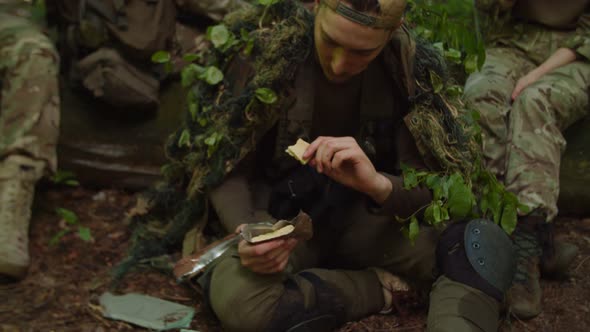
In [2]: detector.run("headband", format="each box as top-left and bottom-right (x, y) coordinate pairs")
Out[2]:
(320, 0), (400, 29)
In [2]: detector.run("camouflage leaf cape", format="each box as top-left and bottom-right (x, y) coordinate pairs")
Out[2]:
(113, 0), (480, 279)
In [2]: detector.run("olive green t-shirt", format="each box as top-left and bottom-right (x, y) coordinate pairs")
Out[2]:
(311, 61), (363, 139)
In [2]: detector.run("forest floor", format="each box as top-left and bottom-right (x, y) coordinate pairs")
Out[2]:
(1, 187), (589, 331)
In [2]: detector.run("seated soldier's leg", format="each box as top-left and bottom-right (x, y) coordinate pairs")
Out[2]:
(505, 60), (590, 221)
(427, 276), (499, 332)
(0, 14), (60, 280)
(463, 47), (535, 178)
(427, 220), (515, 332)
(206, 247), (384, 332)
(503, 60), (590, 318)
(330, 196), (440, 312)
(333, 200), (509, 330)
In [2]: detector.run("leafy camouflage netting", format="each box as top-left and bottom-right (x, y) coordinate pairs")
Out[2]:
(113, 0), (486, 280)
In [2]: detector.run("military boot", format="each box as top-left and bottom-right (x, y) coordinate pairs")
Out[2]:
(0, 155), (45, 280)
(507, 224), (543, 319)
(507, 218), (579, 319)
(538, 222), (579, 279)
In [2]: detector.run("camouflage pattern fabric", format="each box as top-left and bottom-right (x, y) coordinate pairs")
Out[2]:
(174, 0), (250, 22)
(0, 12), (60, 172)
(464, 28), (590, 221)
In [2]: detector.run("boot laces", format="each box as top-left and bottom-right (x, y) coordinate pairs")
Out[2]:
(513, 228), (542, 284)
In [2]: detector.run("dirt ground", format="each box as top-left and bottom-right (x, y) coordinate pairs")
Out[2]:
(1, 187), (589, 331)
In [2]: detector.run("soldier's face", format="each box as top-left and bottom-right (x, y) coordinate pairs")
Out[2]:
(314, 4), (392, 83)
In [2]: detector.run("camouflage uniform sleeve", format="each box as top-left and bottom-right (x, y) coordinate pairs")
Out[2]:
(564, 9), (590, 61)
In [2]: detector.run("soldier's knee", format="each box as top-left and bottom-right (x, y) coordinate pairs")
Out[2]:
(463, 74), (490, 99)
(10, 29), (59, 69)
(436, 219), (515, 302)
(206, 260), (280, 331)
(214, 301), (270, 332)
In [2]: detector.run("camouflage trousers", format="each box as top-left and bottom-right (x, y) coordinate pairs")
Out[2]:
(464, 29), (590, 221)
(0, 13), (60, 172)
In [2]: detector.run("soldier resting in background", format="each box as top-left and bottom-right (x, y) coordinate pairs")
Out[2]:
(464, 0), (589, 319)
(0, 0), (60, 280)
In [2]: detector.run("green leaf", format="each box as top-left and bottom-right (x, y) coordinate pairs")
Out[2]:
(409, 216), (420, 244)
(433, 42), (444, 54)
(464, 54), (478, 74)
(151, 50), (171, 64)
(441, 206), (450, 222)
(446, 85), (463, 97)
(488, 191), (503, 224)
(518, 203), (531, 215)
(56, 208), (78, 225)
(444, 48), (462, 64)
(433, 202), (442, 223)
(189, 101), (199, 121)
(429, 70), (444, 94)
(424, 203), (435, 224)
(202, 66), (224, 85)
(240, 28), (250, 40)
(50, 170), (78, 185)
(255, 88), (278, 104)
(198, 117), (208, 127)
(65, 179), (80, 186)
(204, 134), (218, 146)
(78, 227), (93, 242)
(49, 229), (70, 246)
(183, 53), (201, 62)
(178, 129), (191, 148)
(208, 24), (230, 49)
(426, 174), (441, 188)
(500, 203), (517, 235)
(447, 175), (474, 219)
(403, 171), (418, 189)
(181, 64), (205, 88)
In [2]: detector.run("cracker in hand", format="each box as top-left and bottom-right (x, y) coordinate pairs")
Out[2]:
(285, 138), (310, 165)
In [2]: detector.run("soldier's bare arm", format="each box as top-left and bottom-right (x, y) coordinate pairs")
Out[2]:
(512, 48), (578, 100)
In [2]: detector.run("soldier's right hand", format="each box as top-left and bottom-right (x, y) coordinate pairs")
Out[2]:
(235, 224), (299, 274)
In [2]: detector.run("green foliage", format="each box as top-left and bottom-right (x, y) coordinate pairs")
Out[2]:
(204, 132), (224, 158)
(208, 25), (230, 48)
(50, 170), (79, 187)
(178, 129), (191, 148)
(181, 64), (224, 87)
(203, 66), (224, 85)
(183, 53), (202, 63)
(30, 0), (47, 25)
(56, 207), (78, 225)
(151, 50), (173, 73)
(255, 88), (278, 104)
(207, 24), (240, 53)
(400, 161), (522, 241)
(50, 208), (93, 245)
(407, 0), (485, 75)
(151, 51), (171, 64)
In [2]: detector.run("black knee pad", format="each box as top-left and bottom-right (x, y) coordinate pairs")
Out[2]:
(436, 219), (516, 301)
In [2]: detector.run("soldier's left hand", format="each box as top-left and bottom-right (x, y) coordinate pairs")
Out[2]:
(512, 69), (543, 100)
(303, 136), (392, 204)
